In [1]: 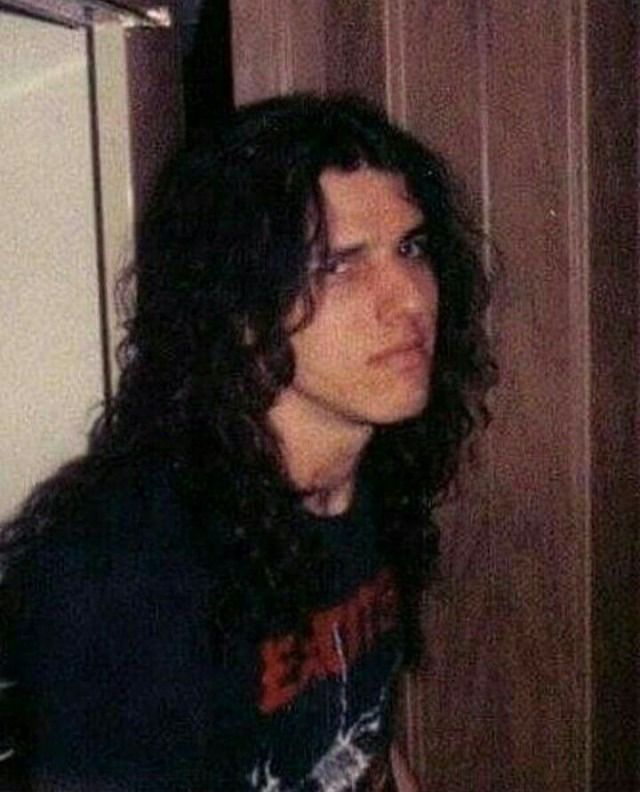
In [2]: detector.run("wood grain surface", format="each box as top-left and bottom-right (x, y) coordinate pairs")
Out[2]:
(229, 2), (639, 788)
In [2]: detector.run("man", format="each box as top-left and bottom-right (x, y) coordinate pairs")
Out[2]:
(1, 94), (494, 790)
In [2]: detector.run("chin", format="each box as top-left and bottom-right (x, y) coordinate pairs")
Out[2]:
(368, 393), (430, 426)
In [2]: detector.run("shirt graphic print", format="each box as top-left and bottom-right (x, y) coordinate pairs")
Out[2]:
(248, 568), (401, 790)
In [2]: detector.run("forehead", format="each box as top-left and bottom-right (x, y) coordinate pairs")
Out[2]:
(318, 167), (424, 242)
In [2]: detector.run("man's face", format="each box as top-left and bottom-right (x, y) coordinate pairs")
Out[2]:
(281, 166), (439, 432)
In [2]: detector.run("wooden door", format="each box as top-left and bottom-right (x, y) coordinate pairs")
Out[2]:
(230, 2), (639, 790)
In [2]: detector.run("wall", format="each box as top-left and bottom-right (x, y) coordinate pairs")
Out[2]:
(230, 2), (639, 789)
(0, 12), (103, 520)
(0, 3), (183, 521)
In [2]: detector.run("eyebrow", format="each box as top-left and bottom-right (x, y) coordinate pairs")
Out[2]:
(327, 222), (429, 258)
(399, 222), (429, 242)
(327, 242), (366, 258)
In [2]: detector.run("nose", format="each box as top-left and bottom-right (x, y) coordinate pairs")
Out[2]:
(374, 253), (438, 324)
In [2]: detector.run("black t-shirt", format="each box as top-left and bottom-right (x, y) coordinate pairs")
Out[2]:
(2, 462), (402, 790)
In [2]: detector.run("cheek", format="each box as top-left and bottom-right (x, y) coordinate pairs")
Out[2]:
(418, 274), (440, 330)
(290, 301), (365, 375)
(418, 267), (439, 301)
(292, 318), (345, 368)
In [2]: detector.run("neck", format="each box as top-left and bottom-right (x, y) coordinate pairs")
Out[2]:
(268, 394), (373, 517)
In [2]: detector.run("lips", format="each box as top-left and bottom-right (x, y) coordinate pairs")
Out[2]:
(368, 338), (428, 365)
(369, 338), (430, 381)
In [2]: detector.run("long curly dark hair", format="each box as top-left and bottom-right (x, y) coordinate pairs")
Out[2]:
(2, 94), (495, 655)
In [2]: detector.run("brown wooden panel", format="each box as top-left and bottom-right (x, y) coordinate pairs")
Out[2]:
(231, 0), (285, 102)
(397, 4), (499, 790)
(126, 4), (183, 218)
(231, 0), (326, 105)
(226, 2), (640, 788)
(586, 2), (639, 789)
(324, 0), (386, 106)
(286, 1), (327, 97)
(399, 1), (602, 789)
(401, 1), (639, 789)
(482, 4), (586, 788)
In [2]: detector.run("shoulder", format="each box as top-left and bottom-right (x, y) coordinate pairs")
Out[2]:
(2, 456), (236, 690)
(4, 456), (176, 568)
(1, 454), (236, 623)
(0, 458), (247, 790)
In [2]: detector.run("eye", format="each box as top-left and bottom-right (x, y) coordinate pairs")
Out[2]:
(309, 249), (358, 281)
(398, 233), (430, 261)
(318, 252), (351, 276)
